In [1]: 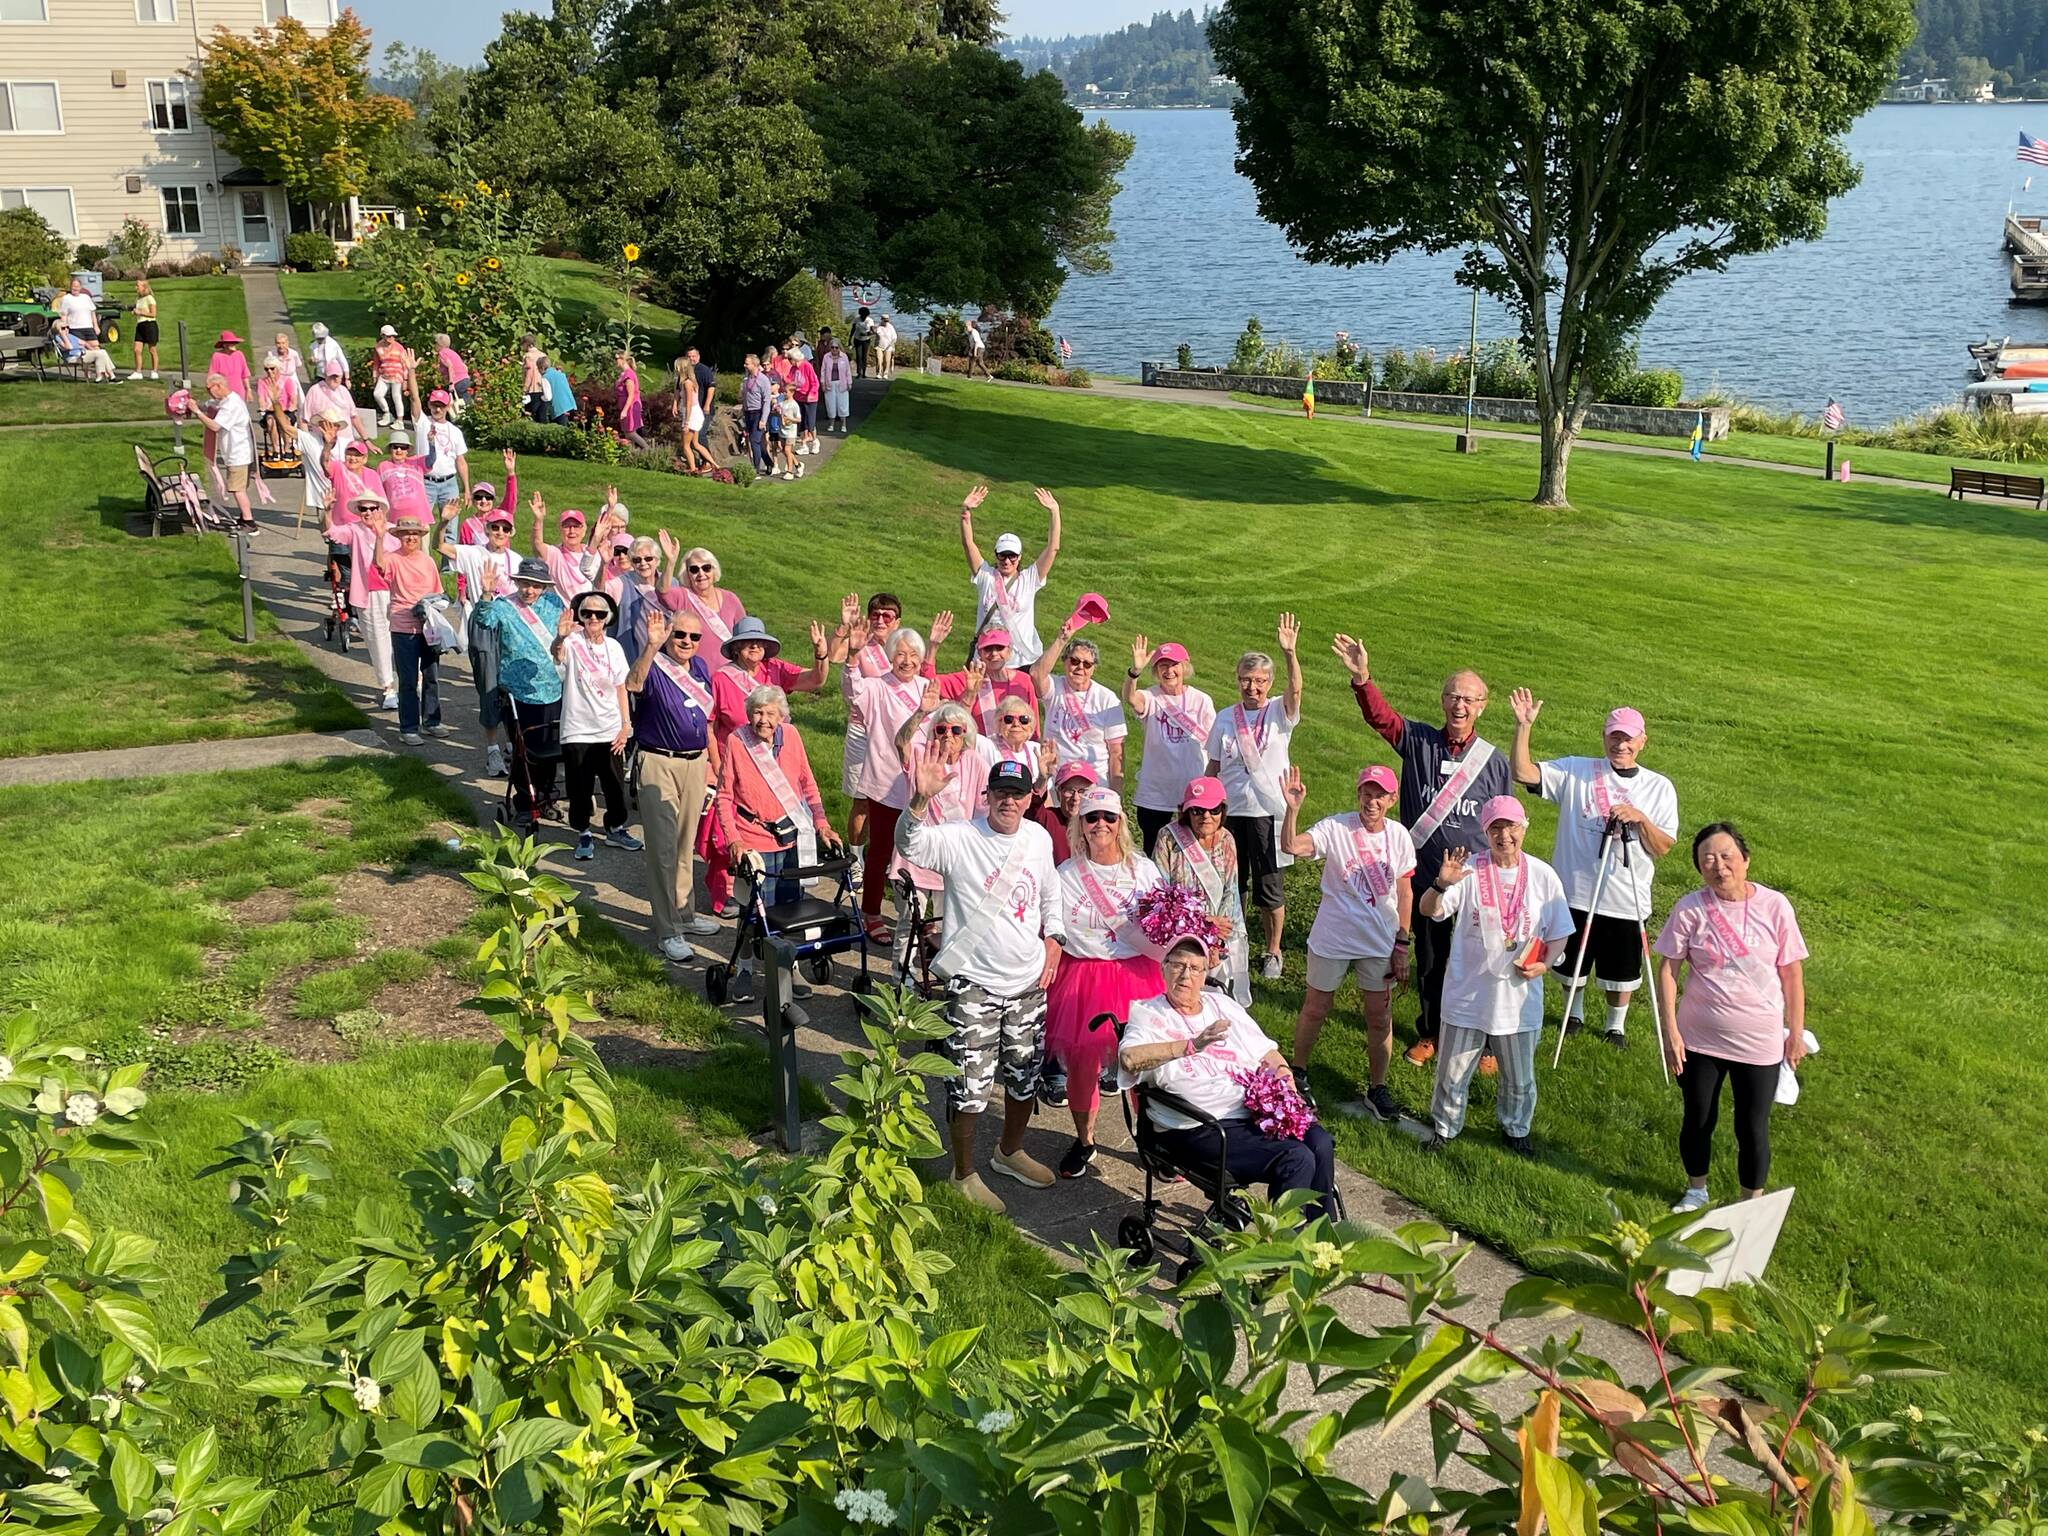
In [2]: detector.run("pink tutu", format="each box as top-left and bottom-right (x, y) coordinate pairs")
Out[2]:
(1045, 954), (1163, 1114)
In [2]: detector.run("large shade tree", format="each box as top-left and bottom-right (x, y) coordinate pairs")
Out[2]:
(1209, 0), (1913, 506)
(460, 0), (1129, 352)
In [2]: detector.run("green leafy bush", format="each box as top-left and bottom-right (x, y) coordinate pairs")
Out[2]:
(1606, 367), (1684, 408)
(988, 313), (1058, 366)
(925, 311), (969, 357)
(0, 207), (69, 300)
(72, 244), (108, 269)
(110, 217), (163, 275)
(758, 272), (838, 351)
(283, 231), (337, 271)
(1175, 341), (1194, 370)
(1475, 337), (1537, 399)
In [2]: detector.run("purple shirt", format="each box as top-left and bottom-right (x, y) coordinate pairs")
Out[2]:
(632, 653), (715, 753)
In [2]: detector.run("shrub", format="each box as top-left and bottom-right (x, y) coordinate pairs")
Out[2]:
(1229, 314), (1267, 372)
(758, 271), (838, 349)
(283, 231), (337, 271)
(732, 459), (758, 487)
(1063, 366), (1092, 388)
(1475, 337), (1538, 400)
(1175, 341), (1193, 370)
(73, 243), (109, 268)
(925, 311), (969, 357)
(111, 216), (163, 273)
(179, 254), (218, 277)
(217, 244), (245, 270)
(1605, 367), (1684, 408)
(0, 205), (70, 299)
(987, 312), (1058, 366)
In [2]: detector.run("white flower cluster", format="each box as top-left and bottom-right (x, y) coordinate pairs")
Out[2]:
(453, 1176), (476, 1198)
(48, 1466), (71, 1481)
(975, 1409), (1015, 1435)
(1308, 1241), (1342, 1274)
(351, 1375), (381, 1411)
(831, 1487), (897, 1526)
(90, 1393), (121, 1420)
(755, 1195), (778, 1217)
(122, 1374), (146, 1394)
(63, 1093), (99, 1127)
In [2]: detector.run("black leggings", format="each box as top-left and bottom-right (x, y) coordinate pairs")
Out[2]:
(1678, 1051), (1777, 1190)
(563, 740), (628, 833)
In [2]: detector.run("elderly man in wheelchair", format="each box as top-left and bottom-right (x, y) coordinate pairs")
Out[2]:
(1116, 923), (1339, 1224)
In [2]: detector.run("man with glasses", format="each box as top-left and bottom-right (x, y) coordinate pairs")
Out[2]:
(1334, 635), (1513, 1066)
(959, 483), (1062, 665)
(628, 608), (722, 961)
(898, 759), (1065, 1213)
(471, 557), (567, 833)
(414, 389), (471, 511)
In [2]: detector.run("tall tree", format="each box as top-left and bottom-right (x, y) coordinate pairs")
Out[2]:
(195, 12), (410, 217)
(1211, 0), (1912, 506)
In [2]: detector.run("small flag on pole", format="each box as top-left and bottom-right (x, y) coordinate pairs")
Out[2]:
(2019, 131), (2048, 166)
(1688, 412), (1704, 461)
(1822, 399), (1845, 432)
(1057, 335), (1073, 361)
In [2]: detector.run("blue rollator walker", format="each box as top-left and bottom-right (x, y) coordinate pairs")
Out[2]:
(704, 846), (872, 1004)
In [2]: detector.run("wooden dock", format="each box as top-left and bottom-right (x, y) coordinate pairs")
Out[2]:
(2014, 253), (2048, 303)
(2006, 211), (2048, 258)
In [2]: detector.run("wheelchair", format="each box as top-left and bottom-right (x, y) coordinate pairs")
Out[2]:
(706, 849), (871, 1004)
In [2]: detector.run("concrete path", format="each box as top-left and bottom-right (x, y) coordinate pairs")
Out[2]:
(0, 728), (387, 787)
(240, 270), (292, 353)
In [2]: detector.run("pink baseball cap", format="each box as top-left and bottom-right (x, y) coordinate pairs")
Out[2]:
(1480, 794), (1528, 828)
(558, 509), (587, 527)
(1053, 761), (1099, 788)
(427, 388), (453, 406)
(607, 531), (633, 551)
(977, 628), (1012, 650)
(1152, 642), (1190, 668)
(1078, 787), (1123, 818)
(1180, 775), (1226, 811)
(1605, 707), (1647, 739)
(1357, 765), (1398, 793)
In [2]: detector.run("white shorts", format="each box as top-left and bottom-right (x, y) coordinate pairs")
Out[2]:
(1306, 947), (1395, 995)
(842, 726), (867, 797)
(686, 406), (704, 433)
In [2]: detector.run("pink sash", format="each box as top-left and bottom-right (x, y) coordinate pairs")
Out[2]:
(1473, 853), (1530, 965)
(1700, 893), (1753, 966)
(568, 635), (619, 685)
(973, 683), (1003, 735)
(859, 642), (889, 677)
(988, 568), (1021, 615)
(1152, 690), (1202, 744)
(1168, 822), (1226, 906)
(1411, 738), (1498, 845)
(742, 731), (818, 865)
(651, 652), (713, 714)
(510, 601), (554, 652)
(1589, 770), (1632, 821)
(1054, 682), (1095, 747)
(1230, 703), (1291, 866)
(972, 831), (1038, 925)
(683, 590), (734, 646)
(1077, 860), (1151, 954)
(1344, 823), (1393, 903)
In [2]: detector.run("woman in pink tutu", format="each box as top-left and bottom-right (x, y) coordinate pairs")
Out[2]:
(1044, 786), (1163, 1179)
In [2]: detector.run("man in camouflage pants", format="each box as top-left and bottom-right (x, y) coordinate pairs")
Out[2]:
(897, 758), (1065, 1214)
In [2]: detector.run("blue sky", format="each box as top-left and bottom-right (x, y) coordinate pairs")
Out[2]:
(347, 0), (1164, 66)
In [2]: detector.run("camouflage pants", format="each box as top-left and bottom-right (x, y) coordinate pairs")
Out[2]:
(942, 979), (1048, 1115)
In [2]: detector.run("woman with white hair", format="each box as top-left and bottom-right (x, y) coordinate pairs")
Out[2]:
(1044, 786), (1163, 1178)
(843, 620), (936, 934)
(1202, 615), (1303, 981)
(1030, 623), (1127, 790)
(675, 545), (746, 650)
(889, 695), (998, 922)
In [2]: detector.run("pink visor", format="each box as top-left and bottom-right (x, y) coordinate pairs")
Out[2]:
(978, 628), (1011, 650)
(558, 509), (587, 527)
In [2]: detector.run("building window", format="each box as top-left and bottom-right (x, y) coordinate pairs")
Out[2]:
(263, 0), (335, 21)
(161, 184), (201, 236)
(0, 0), (50, 22)
(0, 81), (61, 134)
(0, 187), (76, 236)
(147, 78), (190, 131)
(134, 0), (175, 18)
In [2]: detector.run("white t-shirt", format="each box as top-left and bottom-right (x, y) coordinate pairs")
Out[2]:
(311, 335), (350, 380)
(1119, 991), (1278, 1130)
(449, 545), (519, 604)
(1434, 853), (1576, 1036)
(57, 292), (95, 332)
(1536, 757), (1679, 919)
(1042, 678), (1126, 779)
(1133, 684), (1217, 811)
(1305, 815), (1417, 960)
(413, 415), (469, 480)
(895, 813), (1062, 995)
(211, 392), (254, 467)
(967, 324), (986, 353)
(555, 635), (629, 745)
(1203, 700), (1296, 820)
(972, 562), (1046, 663)
(296, 429), (333, 509)
(1055, 853), (1161, 962)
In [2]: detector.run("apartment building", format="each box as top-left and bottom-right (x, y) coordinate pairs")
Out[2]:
(0, 0), (341, 264)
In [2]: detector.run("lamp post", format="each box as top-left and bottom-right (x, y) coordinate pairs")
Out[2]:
(1457, 287), (1479, 454)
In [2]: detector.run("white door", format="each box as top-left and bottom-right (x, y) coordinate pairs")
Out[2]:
(238, 189), (279, 264)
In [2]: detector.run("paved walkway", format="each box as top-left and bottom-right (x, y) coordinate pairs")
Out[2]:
(0, 728), (387, 787)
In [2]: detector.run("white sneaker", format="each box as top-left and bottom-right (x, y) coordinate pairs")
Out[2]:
(127, 371), (143, 381)
(794, 461), (806, 478)
(681, 914), (719, 936)
(659, 936), (694, 963)
(148, 371), (160, 380)
(1260, 953), (1284, 980)
(1670, 1185), (1712, 1215)
(485, 744), (506, 777)
(381, 690), (398, 711)
(400, 731), (425, 745)
(781, 470), (795, 481)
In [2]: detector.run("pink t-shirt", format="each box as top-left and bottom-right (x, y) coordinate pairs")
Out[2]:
(334, 522), (397, 606)
(675, 586), (746, 646)
(437, 346), (469, 386)
(379, 457), (429, 522)
(209, 349), (252, 397)
(383, 549), (443, 632)
(540, 542), (599, 608)
(845, 670), (929, 806)
(719, 726), (827, 853)
(1654, 884), (1808, 1066)
(711, 657), (811, 739)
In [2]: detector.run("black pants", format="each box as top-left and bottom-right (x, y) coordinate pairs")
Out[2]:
(1225, 813), (1284, 911)
(1412, 911), (1455, 1041)
(1678, 1052), (1777, 1189)
(507, 697), (561, 822)
(1136, 805), (1174, 855)
(1150, 1120), (1337, 1218)
(853, 339), (870, 378)
(564, 740), (628, 833)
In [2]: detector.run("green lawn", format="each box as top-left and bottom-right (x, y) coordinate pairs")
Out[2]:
(0, 276), (251, 427)
(457, 373), (2048, 1429)
(0, 429), (362, 757)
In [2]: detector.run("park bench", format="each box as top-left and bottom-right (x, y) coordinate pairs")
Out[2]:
(134, 443), (222, 537)
(1948, 466), (2046, 508)
(0, 333), (54, 381)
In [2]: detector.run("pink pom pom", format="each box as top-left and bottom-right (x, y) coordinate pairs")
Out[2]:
(1227, 1065), (1317, 1140)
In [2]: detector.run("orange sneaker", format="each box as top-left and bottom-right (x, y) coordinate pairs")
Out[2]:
(1404, 1040), (1436, 1066)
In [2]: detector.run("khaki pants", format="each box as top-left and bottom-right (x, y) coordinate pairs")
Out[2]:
(639, 749), (710, 939)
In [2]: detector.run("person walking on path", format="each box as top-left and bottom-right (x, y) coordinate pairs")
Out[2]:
(740, 355), (773, 474)
(378, 514), (447, 743)
(960, 483), (1061, 665)
(1122, 635), (1216, 853)
(470, 557), (567, 833)
(819, 338), (853, 436)
(190, 372), (257, 535)
(1334, 634), (1512, 1066)
(372, 325), (414, 428)
(851, 307), (874, 378)
(625, 607), (722, 962)
(896, 758), (1064, 1213)
(1654, 823), (1809, 1213)
(1201, 616), (1303, 982)
(550, 590), (642, 862)
(876, 315), (898, 379)
(1279, 765), (1415, 1122)
(1510, 691), (1679, 1045)
(965, 316), (992, 379)
(1416, 795), (1575, 1154)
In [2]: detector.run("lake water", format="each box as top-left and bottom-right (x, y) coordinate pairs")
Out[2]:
(1030, 104), (2048, 424)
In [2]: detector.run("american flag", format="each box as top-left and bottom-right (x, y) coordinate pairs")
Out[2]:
(1822, 399), (1845, 432)
(2020, 132), (2048, 166)
(1057, 335), (1073, 361)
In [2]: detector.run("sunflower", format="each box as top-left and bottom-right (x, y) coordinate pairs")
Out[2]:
(455, 272), (471, 286)
(483, 256), (502, 271)
(475, 179), (492, 195)
(623, 242), (640, 263)
(393, 283), (406, 294)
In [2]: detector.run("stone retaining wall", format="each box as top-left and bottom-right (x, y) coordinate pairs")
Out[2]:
(1137, 365), (1729, 440)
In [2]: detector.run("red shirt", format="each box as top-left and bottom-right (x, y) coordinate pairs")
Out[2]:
(937, 668), (1039, 737)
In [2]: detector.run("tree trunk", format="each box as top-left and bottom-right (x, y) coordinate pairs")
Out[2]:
(1536, 401), (1574, 506)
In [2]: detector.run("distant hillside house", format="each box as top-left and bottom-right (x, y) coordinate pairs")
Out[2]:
(0, 0), (349, 265)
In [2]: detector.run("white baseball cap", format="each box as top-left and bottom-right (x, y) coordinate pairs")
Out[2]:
(379, 324), (397, 337)
(994, 532), (1023, 556)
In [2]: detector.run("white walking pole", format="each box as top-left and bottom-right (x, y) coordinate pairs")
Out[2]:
(1553, 826), (1621, 1069)
(1638, 921), (1671, 1087)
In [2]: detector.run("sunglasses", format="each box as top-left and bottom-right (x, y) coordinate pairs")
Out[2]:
(1187, 805), (1223, 817)
(669, 631), (701, 643)
(978, 647), (1007, 658)
(932, 725), (967, 738)
(870, 610), (900, 623)
(687, 563), (714, 575)
(1067, 659), (1096, 669)
(1082, 811), (1120, 825)
(998, 713), (1032, 725)
(577, 609), (609, 622)
(630, 554), (659, 563)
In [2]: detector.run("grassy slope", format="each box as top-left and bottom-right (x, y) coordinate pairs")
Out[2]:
(474, 373), (2046, 1426)
(0, 429), (362, 757)
(0, 277), (251, 427)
